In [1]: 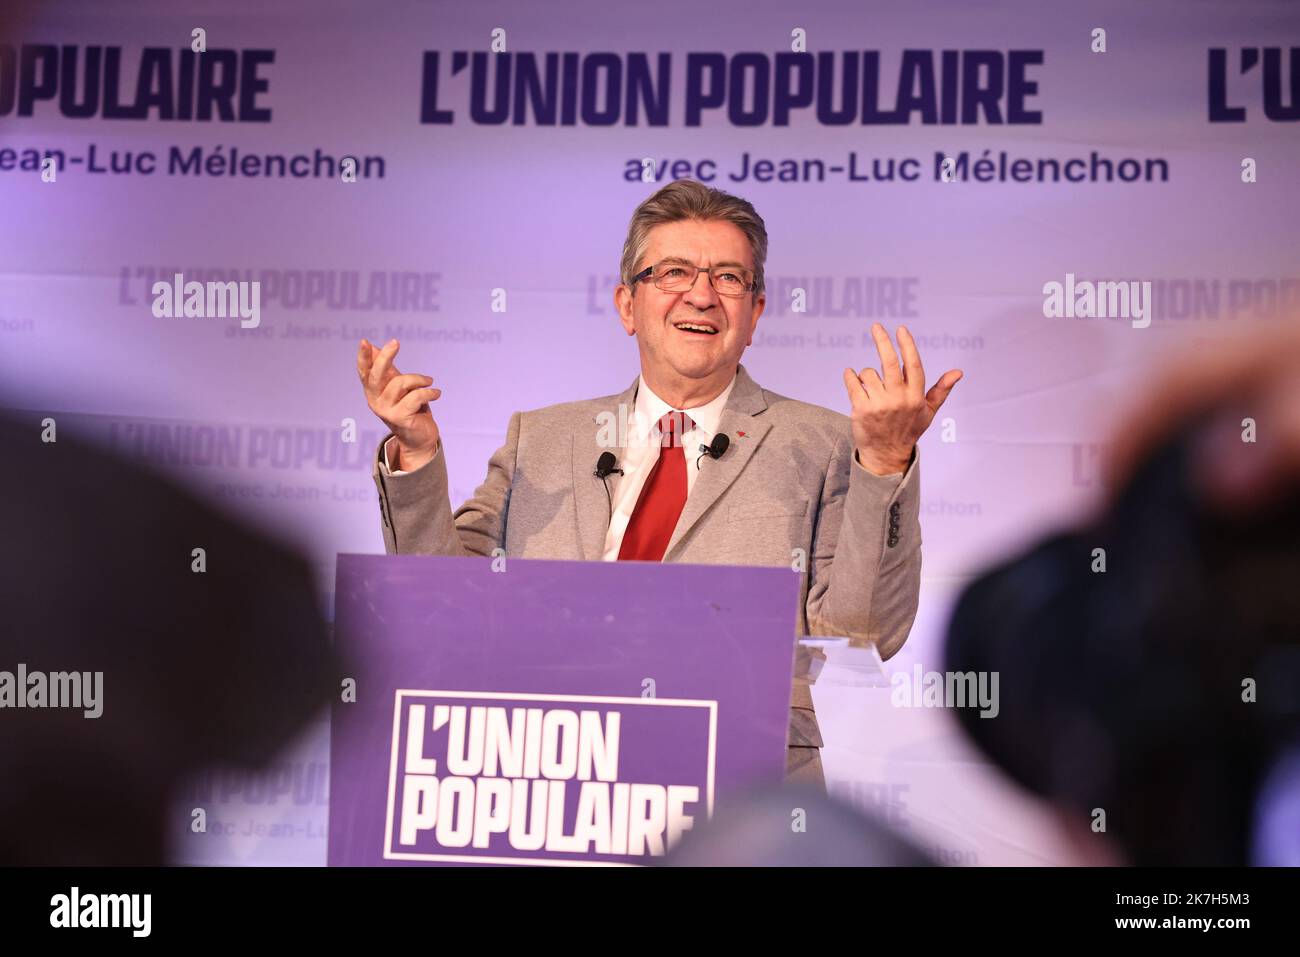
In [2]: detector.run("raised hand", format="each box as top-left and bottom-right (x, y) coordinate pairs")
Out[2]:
(357, 338), (441, 472)
(842, 323), (962, 476)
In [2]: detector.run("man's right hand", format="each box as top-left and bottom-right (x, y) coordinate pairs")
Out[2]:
(357, 338), (441, 473)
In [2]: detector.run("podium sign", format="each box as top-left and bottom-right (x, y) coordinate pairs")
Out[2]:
(328, 555), (801, 866)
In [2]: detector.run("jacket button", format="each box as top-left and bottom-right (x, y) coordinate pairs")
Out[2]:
(887, 535), (899, 547)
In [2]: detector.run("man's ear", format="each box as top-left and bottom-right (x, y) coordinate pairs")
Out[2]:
(614, 284), (637, 336)
(746, 292), (766, 345)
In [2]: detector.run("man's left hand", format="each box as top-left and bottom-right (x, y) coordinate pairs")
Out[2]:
(843, 323), (963, 476)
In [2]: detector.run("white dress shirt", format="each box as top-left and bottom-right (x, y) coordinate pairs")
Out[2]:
(381, 372), (737, 561)
(599, 373), (735, 561)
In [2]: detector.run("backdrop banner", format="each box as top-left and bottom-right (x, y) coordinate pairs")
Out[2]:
(5, 0), (1296, 866)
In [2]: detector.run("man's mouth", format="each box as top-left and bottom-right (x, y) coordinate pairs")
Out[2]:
(672, 321), (719, 336)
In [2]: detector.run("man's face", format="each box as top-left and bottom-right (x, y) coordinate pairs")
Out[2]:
(615, 219), (766, 385)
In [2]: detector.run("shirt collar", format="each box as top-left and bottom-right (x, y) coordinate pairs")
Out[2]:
(633, 371), (736, 443)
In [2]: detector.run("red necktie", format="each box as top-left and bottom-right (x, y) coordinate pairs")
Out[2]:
(617, 411), (694, 562)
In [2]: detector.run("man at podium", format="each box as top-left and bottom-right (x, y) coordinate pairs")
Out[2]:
(355, 179), (961, 787)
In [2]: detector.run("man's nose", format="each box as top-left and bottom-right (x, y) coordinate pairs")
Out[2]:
(683, 268), (721, 309)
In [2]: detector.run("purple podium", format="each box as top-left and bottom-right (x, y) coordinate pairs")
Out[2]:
(328, 554), (802, 866)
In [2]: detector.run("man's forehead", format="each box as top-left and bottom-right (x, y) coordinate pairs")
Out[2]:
(644, 220), (752, 266)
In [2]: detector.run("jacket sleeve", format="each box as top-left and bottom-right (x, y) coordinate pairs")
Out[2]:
(803, 434), (922, 660)
(370, 411), (521, 557)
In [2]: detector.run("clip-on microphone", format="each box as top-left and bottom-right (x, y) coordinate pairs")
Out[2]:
(594, 451), (624, 520)
(696, 433), (729, 470)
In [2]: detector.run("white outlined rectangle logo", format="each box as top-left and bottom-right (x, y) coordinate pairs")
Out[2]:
(383, 690), (717, 866)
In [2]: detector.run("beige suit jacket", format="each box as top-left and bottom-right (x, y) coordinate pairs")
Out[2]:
(370, 363), (922, 784)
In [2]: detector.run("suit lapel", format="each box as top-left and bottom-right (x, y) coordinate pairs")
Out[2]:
(571, 374), (640, 560)
(663, 364), (770, 561)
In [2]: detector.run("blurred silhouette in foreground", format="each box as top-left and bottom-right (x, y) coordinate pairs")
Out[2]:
(0, 409), (340, 864)
(664, 785), (934, 866)
(946, 322), (1300, 865)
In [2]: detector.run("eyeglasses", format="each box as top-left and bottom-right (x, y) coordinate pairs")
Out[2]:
(630, 260), (756, 298)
